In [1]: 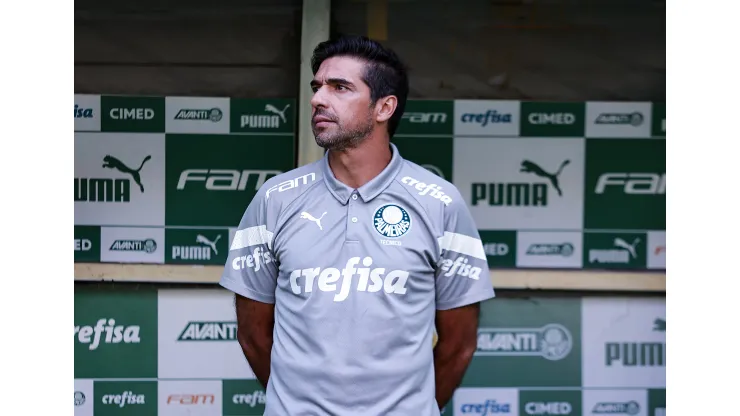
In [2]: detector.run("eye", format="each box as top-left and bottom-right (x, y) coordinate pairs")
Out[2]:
(335, 84), (347, 91)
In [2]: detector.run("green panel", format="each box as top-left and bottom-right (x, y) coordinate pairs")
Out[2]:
(651, 103), (666, 137)
(93, 380), (157, 415)
(165, 228), (230, 265)
(74, 288), (158, 378)
(392, 136), (453, 182)
(520, 102), (586, 137)
(583, 232), (648, 270)
(648, 389), (666, 415)
(222, 380), (267, 415)
(75, 225), (100, 262)
(101, 96), (165, 133)
(230, 98), (296, 134)
(462, 297), (582, 387)
(584, 139), (665, 230)
(519, 389), (582, 416)
(165, 134), (294, 227)
(396, 100), (453, 136)
(479, 230), (517, 268)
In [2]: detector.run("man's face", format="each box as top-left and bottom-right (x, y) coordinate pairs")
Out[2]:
(310, 56), (375, 151)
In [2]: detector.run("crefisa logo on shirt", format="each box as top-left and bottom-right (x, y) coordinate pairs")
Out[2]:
(373, 204), (411, 238)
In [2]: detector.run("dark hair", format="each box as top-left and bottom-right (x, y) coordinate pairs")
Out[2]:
(311, 35), (409, 138)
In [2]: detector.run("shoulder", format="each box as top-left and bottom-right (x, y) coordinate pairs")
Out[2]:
(395, 159), (465, 212)
(254, 159), (324, 212)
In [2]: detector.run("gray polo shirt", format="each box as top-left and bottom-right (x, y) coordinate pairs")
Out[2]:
(220, 142), (496, 416)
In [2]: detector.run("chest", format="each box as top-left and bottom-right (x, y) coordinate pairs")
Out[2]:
(271, 195), (440, 302)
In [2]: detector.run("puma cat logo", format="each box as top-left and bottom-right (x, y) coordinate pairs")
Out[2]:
(265, 104), (290, 123)
(520, 159), (570, 196)
(102, 155), (151, 193)
(300, 211), (326, 230)
(196, 234), (221, 255)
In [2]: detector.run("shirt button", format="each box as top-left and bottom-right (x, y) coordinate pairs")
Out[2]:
(352, 217), (358, 223)
(351, 194), (358, 200)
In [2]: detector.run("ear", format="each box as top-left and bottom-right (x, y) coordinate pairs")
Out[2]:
(374, 96), (398, 123)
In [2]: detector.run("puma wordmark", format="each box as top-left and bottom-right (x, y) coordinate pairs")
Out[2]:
(289, 257), (410, 302)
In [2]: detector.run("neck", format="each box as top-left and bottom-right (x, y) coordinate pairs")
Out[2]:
(327, 137), (392, 189)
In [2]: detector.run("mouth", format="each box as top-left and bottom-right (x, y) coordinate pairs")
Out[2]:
(312, 115), (335, 127)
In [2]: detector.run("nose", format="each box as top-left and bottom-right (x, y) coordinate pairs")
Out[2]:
(310, 85), (328, 110)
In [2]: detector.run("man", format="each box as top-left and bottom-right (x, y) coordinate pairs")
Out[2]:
(220, 35), (495, 416)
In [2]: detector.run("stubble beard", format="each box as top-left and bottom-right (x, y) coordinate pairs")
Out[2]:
(314, 112), (374, 152)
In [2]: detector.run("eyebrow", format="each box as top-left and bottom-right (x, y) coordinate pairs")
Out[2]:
(310, 78), (356, 89)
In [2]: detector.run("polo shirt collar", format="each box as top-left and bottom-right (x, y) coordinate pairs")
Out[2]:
(322, 142), (404, 205)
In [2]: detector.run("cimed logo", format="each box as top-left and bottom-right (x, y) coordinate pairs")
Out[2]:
(373, 204), (411, 238)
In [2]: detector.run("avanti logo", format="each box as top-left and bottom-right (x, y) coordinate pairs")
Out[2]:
(241, 103), (290, 129)
(595, 112), (644, 126)
(74, 104), (93, 119)
(101, 391), (147, 408)
(289, 256), (409, 302)
(592, 401), (640, 415)
(172, 234), (222, 261)
(595, 172), (665, 195)
(178, 321), (237, 341)
(75, 318), (141, 350)
(110, 238), (157, 254)
(74, 155), (151, 202)
(589, 237), (640, 265)
(526, 243), (574, 257)
(605, 318), (665, 367)
(476, 323), (573, 361)
(472, 159), (570, 207)
(175, 108), (223, 122)
(177, 169), (281, 191)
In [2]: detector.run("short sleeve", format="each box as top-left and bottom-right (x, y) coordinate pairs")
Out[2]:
(434, 198), (496, 310)
(219, 189), (279, 304)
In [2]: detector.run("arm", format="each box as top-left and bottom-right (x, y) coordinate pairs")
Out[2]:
(235, 294), (274, 389)
(434, 303), (480, 411)
(433, 196), (496, 410)
(219, 187), (279, 388)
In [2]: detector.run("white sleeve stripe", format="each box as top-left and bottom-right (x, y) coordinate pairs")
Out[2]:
(230, 225), (274, 251)
(437, 231), (487, 260)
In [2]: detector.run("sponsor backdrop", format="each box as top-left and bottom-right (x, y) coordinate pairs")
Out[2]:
(75, 95), (665, 271)
(75, 287), (666, 415)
